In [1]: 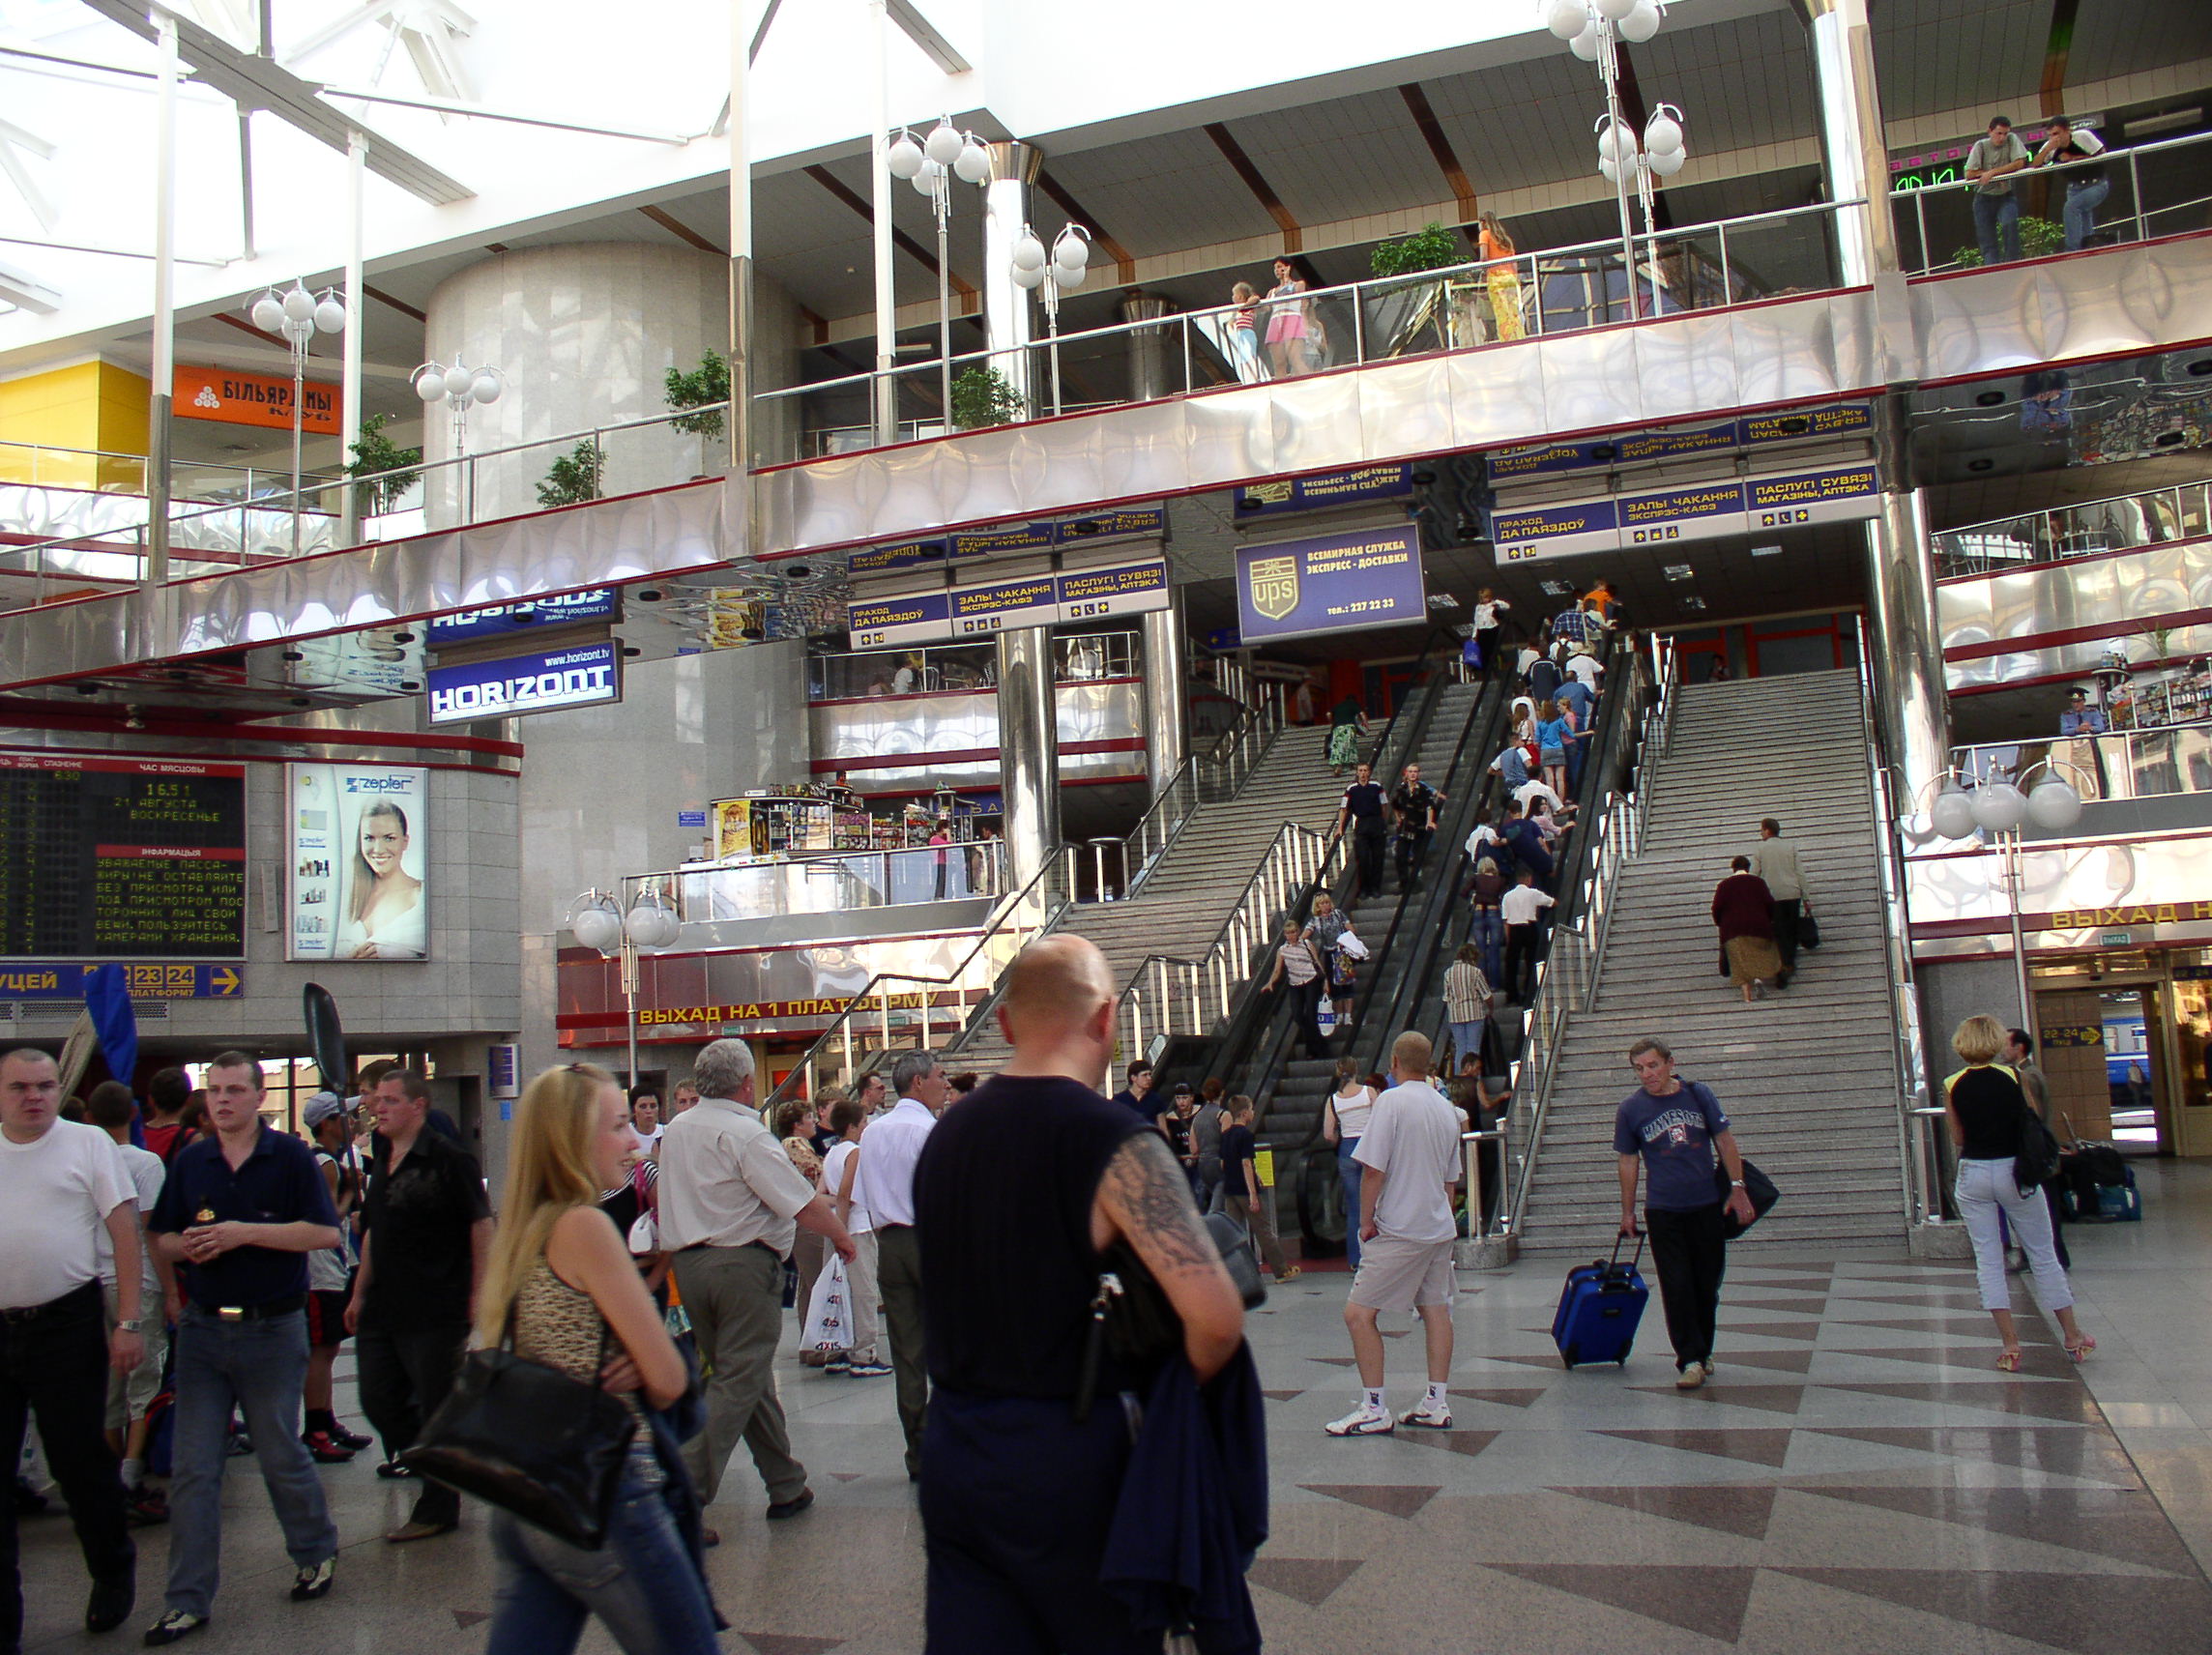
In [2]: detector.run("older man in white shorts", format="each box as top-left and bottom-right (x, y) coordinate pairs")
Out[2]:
(1324, 1031), (1463, 1437)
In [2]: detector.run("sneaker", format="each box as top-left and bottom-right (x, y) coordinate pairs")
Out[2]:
(142, 1610), (209, 1645)
(125, 1485), (170, 1527)
(373, 1460), (416, 1480)
(330, 1422), (374, 1452)
(1276, 1266), (1303, 1283)
(1396, 1399), (1453, 1430)
(845, 1360), (893, 1379)
(225, 1433), (253, 1458)
(823, 1354), (851, 1375)
(1675, 1364), (1707, 1390)
(289, 1557), (335, 1602)
(1324, 1406), (1394, 1437)
(300, 1430), (355, 1465)
(765, 1488), (815, 1521)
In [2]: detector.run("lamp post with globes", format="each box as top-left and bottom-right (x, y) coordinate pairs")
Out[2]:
(1922, 762), (2086, 1026)
(568, 882), (683, 1089)
(1010, 222), (1092, 418)
(411, 358), (506, 521)
(887, 119), (991, 428)
(247, 281), (349, 558)
(1548, 0), (1686, 322)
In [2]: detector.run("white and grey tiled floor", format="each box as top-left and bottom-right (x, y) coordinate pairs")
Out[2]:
(19, 1160), (2212, 1654)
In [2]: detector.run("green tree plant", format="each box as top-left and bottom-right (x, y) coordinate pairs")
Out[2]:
(536, 441), (605, 508)
(1369, 222), (1464, 278)
(1949, 216), (2066, 269)
(663, 348), (731, 472)
(344, 413), (422, 516)
(950, 365), (1027, 431)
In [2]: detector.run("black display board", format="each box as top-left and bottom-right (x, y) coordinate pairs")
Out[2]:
(0, 755), (248, 959)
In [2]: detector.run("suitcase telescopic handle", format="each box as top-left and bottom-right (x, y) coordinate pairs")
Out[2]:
(1609, 1232), (1645, 1272)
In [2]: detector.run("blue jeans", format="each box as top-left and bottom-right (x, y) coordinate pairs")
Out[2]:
(1449, 1020), (1486, 1072)
(486, 1445), (717, 1655)
(2062, 178), (2110, 249)
(1469, 907), (1503, 984)
(1973, 192), (2021, 265)
(165, 1308), (337, 1616)
(1337, 1139), (1364, 1269)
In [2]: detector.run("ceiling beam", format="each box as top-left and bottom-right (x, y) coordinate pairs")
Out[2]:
(640, 204), (724, 255)
(1398, 83), (1478, 223)
(364, 283), (426, 322)
(1033, 171), (1135, 283)
(1203, 122), (1301, 252)
(77, 0), (471, 205)
(2039, 0), (2081, 116)
(802, 163), (977, 301)
(885, 0), (970, 74)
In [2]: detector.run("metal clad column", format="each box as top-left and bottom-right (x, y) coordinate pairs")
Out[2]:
(983, 141), (1042, 412)
(1863, 401), (1951, 799)
(1141, 587), (1188, 791)
(1120, 292), (1171, 401)
(997, 624), (1060, 887)
(1797, 0), (1899, 287)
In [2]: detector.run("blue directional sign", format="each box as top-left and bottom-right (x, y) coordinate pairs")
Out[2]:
(0, 962), (242, 999)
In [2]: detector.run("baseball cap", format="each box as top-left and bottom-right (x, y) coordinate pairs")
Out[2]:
(303, 1090), (346, 1127)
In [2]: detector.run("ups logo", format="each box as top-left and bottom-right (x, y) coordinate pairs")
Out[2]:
(1248, 555), (1299, 622)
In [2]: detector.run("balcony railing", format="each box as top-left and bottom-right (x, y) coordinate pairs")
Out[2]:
(1935, 479), (2212, 581)
(1952, 726), (2212, 805)
(627, 840), (1006, 926)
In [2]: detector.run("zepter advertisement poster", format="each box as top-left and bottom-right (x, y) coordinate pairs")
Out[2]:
(288, 765), (430, 960)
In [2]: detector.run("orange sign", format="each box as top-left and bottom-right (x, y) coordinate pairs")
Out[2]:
(174, 366), (340, 435)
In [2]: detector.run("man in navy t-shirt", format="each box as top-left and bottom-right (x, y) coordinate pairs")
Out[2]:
(1613, 1037), (1755, 1389)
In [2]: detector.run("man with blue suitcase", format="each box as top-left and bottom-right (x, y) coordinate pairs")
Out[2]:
(1614, 1038), (1757, 1391)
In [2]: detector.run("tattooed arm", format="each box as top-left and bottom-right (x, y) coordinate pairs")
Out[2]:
(1092, 1131), (1245, 1380)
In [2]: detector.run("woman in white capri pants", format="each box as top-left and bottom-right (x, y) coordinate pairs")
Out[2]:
(1944, 1015), (2095, 1371)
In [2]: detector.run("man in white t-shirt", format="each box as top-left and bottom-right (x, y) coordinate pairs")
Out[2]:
(1324, 1031), (1463, 1438)
(0, 1049), (146, 1646)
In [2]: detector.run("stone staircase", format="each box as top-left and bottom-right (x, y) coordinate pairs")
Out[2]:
(1517, 669), (1907, 1256)
(947, 720), (1352, 1071)
(1259, 679), (1487, 1149)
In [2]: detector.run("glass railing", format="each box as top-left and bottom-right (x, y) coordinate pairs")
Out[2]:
(808, 630), (1139, 701)
(1952, 726), (2212, 806)
(630, 840), (1005, 925)
(1935, 479), (2212, 580)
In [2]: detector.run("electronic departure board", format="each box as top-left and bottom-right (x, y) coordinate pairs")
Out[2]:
(0, 755), (248, 959)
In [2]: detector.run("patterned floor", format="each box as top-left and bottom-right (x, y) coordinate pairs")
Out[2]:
(16, 1162), (2212, 1655)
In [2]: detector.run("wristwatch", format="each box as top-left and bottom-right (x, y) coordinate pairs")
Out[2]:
(115, 1319), (144, 1333)
(1730, 1179), (1746, 1188)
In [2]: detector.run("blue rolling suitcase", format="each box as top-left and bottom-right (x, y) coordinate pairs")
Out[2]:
(1553, 1235), (1647, 1368)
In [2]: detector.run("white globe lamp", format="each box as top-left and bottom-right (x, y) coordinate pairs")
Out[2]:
(1569, 22), (1601, 59)
(280, 282), (315, 324)
(1595, 0), (1638, 20)
(887, 131), (924, 179)
(1011, 229), (1047, 272)
(1644, 107), (1684, 155)
(412, 366), (447, 403)
(1545, 0), (1588, 41)
(250, 292), (285, 333)
(568, 894), (623, 953)
(2025, 777), (2084, 831)
(1010, 262), (1047, 290)
(1648, 146), (1688, 176)
(1970, 780), (2027, 833)
(312, 295), (348, 334)
(1618, 0), (1662, 42)
(1930, 783), (1977, 841)
(953, 137), (992, 184)
(923, 118), (963, 166)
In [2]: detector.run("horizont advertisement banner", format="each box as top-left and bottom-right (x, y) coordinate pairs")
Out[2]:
(424, 588), (621, 645)
(1235, 526), (1426, 642)
(287, 763), (428, 961)
(425, 638), (622, 724)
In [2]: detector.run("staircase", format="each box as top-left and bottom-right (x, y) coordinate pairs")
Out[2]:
(947, 721), (1352, 1071)
(1517, 670), (1906, 1255)
(1259, 678), (1486, 1149)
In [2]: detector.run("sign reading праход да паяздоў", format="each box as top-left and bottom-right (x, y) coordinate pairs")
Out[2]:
(424, 637), (622, 724)
(1235, 525), (1427, 643)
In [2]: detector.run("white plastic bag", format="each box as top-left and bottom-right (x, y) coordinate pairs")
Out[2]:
(802, 1254), (851, 1354)
(1336, 932), (1370, 962)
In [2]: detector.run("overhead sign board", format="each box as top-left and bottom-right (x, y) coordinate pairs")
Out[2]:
(1056, 559), (1171, 622)
(1493, 461), (1883, 563)
(1488, 402), (1874, 485)
(1492, 499), (1620, 564)
(1743, 462), (1884, 529)
(0, 962), (243, 1000)
(1235, 527), (1426, 643)
(950, 574), (1062, 637)
(426, 589), (621, 646)
(425, 638), (622, 724)
(847, 560), (1172, 648)
(847, 592), (953, 651)
(174, 365), (339, 435)
(1234, 465), (1415, 517)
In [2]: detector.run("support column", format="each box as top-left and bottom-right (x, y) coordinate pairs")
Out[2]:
(1863, 484), (1951, 801)
(146, 10), (179, 588)
(338, 129), (366, 547)
(726, 0), (754, 479)
(1141, 589), (1188, 792)
(1796, 0), (1899, 286)
(982, 141), (1042, 414)
(1120, 292), (1170, 400)
(996, 625), (1060, 889)
(866, 0), (897, 447)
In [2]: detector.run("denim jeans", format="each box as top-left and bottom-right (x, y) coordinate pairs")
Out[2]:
(165, 1307), (338, 1616)
(1336, 1138), (1365, 1269)
(1469, 907), (1503, 984)
(1, 1280), (132, 1650)
(1448, 1020), (1486, 1073)
(485, 1445), (719, 1655)
(1973, 191), (2021, 264)
(2062, 178), (2110, 249)
(1956, 1158), (2074, 1314)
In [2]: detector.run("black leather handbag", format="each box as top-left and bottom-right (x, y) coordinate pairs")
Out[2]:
(1712, 1158), (1781, 1239)
(2015, 1106), (2063, 1197)
(1797, 908), (1822, 950)
(400, 1315), (636, 1550)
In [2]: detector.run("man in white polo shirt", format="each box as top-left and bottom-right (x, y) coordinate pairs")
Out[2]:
(1324, 1031), (1462, 1438)
(0, 1048), (146, 1647)
(854, 1051), (948, 1483)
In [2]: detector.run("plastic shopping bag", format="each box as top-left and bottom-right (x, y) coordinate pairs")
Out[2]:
(802, 1255), (851, 1355)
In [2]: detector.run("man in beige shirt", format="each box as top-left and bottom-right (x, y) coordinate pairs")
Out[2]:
(659, 1038), (855, 1519)
(1750, 817), (1809, 985)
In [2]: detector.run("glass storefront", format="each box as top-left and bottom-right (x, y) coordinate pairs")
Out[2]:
(2027, 948), (2212, 1156)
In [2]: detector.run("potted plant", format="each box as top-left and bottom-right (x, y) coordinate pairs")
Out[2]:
(664, 348), (731, 475)
(950, 365), (1027, 430)
(1948, 215), (2066, 268)
(344, 413), (422, 517)
(536, 441), (604, 508)
(1366, 222), (1470, 355)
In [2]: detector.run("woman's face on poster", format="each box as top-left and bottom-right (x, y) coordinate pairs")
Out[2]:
(360, 812), (408, 881)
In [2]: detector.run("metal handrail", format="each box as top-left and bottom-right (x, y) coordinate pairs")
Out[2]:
(1934, 481), (2212, 581)
(1951, 724), (2212, 805)
(1500, 636), (1675, 1235)
(1857, 613), (1937, 1230)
